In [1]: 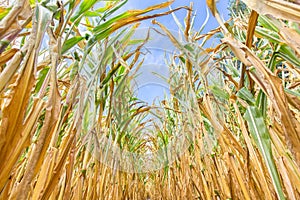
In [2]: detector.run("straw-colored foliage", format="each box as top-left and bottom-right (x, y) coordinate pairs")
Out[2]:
(0, 0), (300, 199)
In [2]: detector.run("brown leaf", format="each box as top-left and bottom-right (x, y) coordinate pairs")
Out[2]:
(239, 10), (258, 90)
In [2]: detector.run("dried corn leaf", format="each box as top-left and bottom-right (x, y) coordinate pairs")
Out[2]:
(0, 0), (31, 40)
(241, 0), (300, 23)
(0, 4), (51, 192)
(222, 37), (300, 168)
(279, 26), (300, 56)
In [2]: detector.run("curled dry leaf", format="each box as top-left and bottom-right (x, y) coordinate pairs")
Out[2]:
(241, 0), (300, 23)
(279, 26), (300, 56)
(0, 4), (50, 192)
(0, 0), (32, 40)
(0, 48), (18, 66)
(221, 37), (252, 66)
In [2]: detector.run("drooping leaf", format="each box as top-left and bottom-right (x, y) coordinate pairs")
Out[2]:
(241, 0), (300, 23)
(244, 106), (286, 200)
(0, 4), (51, 192)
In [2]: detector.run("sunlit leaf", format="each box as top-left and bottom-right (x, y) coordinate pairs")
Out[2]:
(61, 36), (84, 54)
(244, 106), (286, 200)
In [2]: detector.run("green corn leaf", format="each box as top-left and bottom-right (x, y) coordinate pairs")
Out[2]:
(61, 36), (84, 55)
(225, 60), (240, 77)
(101, 0), (128, 22)
(256, 90), (267, 119)
(210, 85), (229, 100)
(237, 87), (255, 105)
(70, 0), (98, 23)
(69, 60), (79, 81)
(285, 88), (300, 98)
(255, 26), (281, 43)
(244, 106), (286, 200)
(279, 45), (300, 67)
(0, 6), (11, 20)
(258, 15), (279, 32)
(34, 67), (50, 93)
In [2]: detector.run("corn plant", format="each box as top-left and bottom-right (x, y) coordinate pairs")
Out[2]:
(1, 0), (300, 199)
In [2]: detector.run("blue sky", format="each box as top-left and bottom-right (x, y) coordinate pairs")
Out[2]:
(119, 0), (230, 105)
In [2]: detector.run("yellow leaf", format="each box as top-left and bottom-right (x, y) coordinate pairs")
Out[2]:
(0, 48), (19, 66)
(206, 0), (216, 16)
(25, 21), (32, 28)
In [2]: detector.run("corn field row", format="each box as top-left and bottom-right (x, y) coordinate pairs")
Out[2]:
(0, 0), (300, 199)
